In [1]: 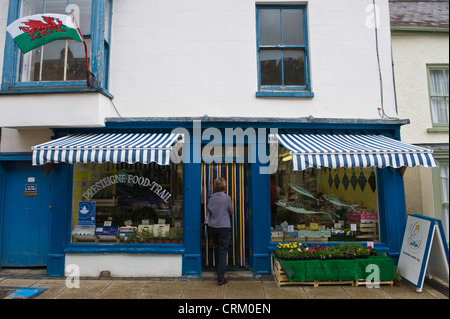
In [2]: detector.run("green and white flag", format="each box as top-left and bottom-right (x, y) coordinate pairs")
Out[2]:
(6, 14), (83, 54)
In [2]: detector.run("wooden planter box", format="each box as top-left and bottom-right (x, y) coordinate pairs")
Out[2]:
(273, 255), (394, 288)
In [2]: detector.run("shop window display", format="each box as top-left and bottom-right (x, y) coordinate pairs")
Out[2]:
(71, 162), (183, 244)
(271, 156), (379, 243)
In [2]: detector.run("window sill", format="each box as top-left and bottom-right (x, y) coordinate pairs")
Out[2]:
(65, 243), (185, 255)
(427, 126), (449, 133)
(0, 86), (114, 99)
(256, 91), (314, 98)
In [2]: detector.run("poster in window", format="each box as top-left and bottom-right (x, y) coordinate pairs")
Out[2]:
(78, 201), (96, 226)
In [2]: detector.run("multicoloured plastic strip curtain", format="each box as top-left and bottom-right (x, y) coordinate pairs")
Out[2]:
(202, 163), (246, 267)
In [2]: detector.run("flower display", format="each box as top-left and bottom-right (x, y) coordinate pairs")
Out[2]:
(275, 243), (376, 261)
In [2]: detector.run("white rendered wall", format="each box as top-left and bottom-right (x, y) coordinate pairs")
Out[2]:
(0, 1), (397, 147)
(0, 92), (118, 128)
(65, 254), (183, 277)
(109, 0), (397, 119)
(0, 0), (6, 82)
(0, 128), (53, 153)
(392, 33), (449, 144)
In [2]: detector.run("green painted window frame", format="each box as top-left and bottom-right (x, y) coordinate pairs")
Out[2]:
(427, 64), (449, 133)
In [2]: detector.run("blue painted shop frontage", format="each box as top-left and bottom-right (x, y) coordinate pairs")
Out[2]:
(0, 117), (437, 277)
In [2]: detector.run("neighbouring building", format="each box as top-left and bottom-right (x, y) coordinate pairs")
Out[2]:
(0, 0), (437, 277)
(390, 0), (449, 243)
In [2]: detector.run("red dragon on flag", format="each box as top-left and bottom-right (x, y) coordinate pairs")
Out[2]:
(18, 16), (66, 40)
(7, 13), (94, 87)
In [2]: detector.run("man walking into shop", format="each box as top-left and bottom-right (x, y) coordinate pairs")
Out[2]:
(205, 177), (234, 285)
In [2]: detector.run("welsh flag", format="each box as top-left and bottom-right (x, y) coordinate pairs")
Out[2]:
(6, 14), (83, 54)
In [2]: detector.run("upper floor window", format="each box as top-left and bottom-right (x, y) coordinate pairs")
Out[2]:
(428, 65), (449, 128)
(1, 0), (112, 93)
(256, 5), (313, 98)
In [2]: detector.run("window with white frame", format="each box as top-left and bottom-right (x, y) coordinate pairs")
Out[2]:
(428, 66), (449, 127)
(2, 0), (112, 91)
(256, 5), (312, 97)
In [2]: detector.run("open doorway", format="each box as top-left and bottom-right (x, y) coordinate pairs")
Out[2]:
(201, 163), (249, 271)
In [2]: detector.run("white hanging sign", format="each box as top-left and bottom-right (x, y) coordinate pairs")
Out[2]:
(398, 214), (449, 292)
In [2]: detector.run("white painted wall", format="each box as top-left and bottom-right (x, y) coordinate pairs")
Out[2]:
(0, 0), (7, 83)
(0, 92), (117, 128)
(392, 33), (449, 144)
(65, 254), (183, 277)
(0, 0), (397, 126)
(109, 0), (397, 119)
(0, 127), (53, 153)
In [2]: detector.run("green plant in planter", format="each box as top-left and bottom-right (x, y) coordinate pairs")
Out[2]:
(126, 229), (139, 243)
(171, 228), (183, 243)
(140, 228), (152, 242)
(154, 228), (164, 243)
(162, 231), (171, 243)
(394, 267), (402, 286)
(367, 246), (377, 256)
(317, 249), (328, 260)
(274, 248), (290, 259)
(356, 247), (369, 258)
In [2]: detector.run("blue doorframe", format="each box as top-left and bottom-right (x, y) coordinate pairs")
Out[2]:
(248, 160), (272, 274)
(46, 163), (72, 277)
(0, 157), (52, 268)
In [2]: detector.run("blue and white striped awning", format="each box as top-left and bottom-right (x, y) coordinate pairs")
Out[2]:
(276, 133), (437, 171)
(32, 133), (181, 166)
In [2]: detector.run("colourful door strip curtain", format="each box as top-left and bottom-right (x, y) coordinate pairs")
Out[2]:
(202, 163), (247, 267)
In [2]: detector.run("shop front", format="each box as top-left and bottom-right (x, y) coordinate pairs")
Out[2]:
(28, 118), (436, 278)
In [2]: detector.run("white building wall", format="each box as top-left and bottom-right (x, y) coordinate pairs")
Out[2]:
(392, 33), (449, 145)
(0, 0), (6, 83)
(109, 0), (396, 119)
(65, 254), (183, 277)
(0, 0), (398, 153)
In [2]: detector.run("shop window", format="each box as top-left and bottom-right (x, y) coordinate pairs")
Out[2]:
(271, 150), (380, 243)
(433, 157), (449, 244)
(428, 65), (449, 130)
(2, 0), (112, 91)
(439, 162), (449, 243)
(71, 162), (183, 244)
(256, 5), (313, 98)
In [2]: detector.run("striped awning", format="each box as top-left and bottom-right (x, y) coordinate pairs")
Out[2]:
(275, 133), (437, 171)
(32, 133), (181, 166)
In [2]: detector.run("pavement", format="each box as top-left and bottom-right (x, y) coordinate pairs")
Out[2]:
(0, 267), (448, 300)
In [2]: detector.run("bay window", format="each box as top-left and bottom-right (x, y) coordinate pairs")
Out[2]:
(2, 0), (112, 92)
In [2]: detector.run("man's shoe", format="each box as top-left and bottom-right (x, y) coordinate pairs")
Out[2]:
(218, 279), (228, 286)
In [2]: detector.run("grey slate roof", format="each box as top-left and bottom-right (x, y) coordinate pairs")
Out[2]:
(390, 1), (449, 29)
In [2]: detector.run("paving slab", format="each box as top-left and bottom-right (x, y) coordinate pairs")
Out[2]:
(303, 285), (351, 299)
(223, 281), (266, 299)
(139, 281), (187, 299)
(262, 281), (308, 299)
(0, 268), (448, 300)
(341, 285), (394, 299)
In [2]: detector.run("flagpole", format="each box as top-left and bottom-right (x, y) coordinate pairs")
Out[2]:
(70, 13), (92, 88)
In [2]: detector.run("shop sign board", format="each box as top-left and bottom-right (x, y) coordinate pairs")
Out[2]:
(24, 183), (37, 196)
(398, 214), (449, 292)
(78, 201), (96, 226)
